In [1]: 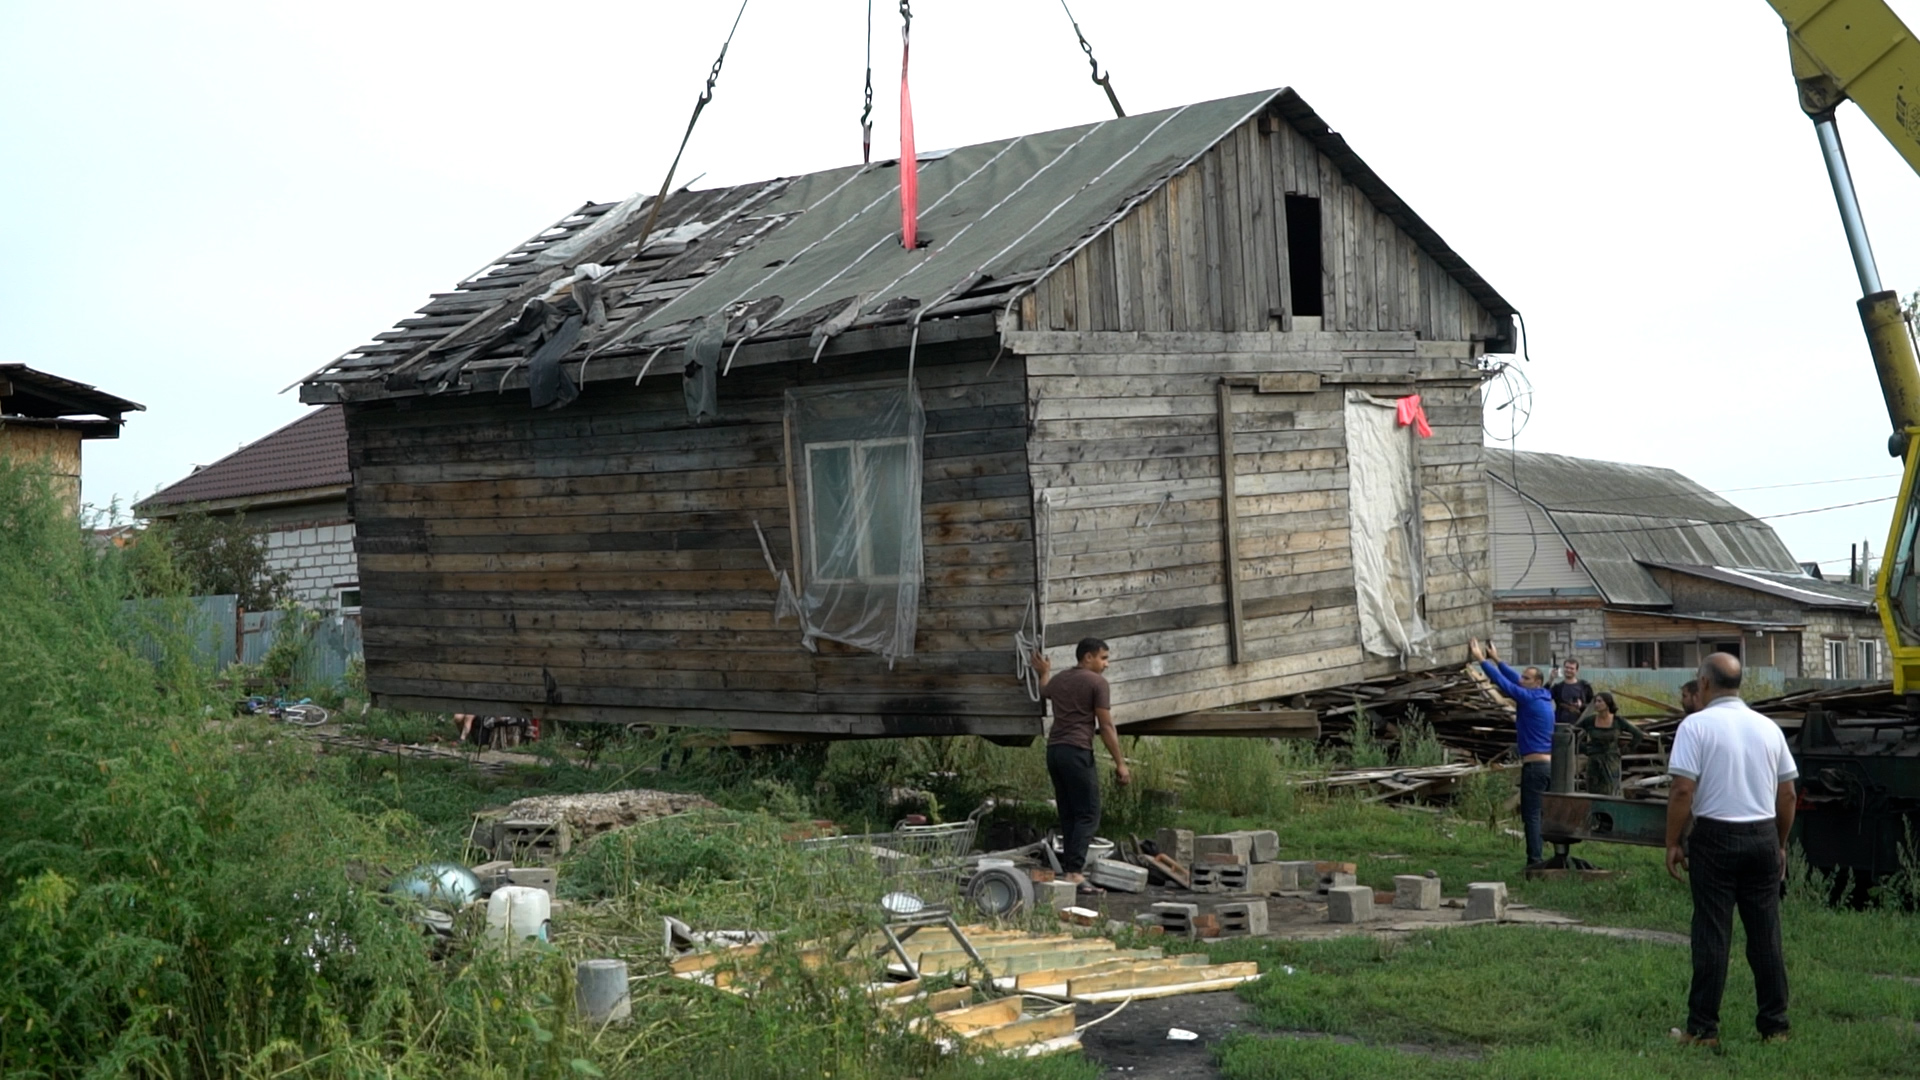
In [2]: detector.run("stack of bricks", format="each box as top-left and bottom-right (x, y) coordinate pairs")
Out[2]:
(1190, 830), (1279, 893)
(481, 819), (572, 864)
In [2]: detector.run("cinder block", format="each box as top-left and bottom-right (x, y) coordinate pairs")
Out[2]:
(1393, 875), (1442, 911)
(1464, 882), (1507, 922)
(1214, 900), (1269, 936)
(1326, 885), (1375, 923)
(1086, 858), (1147, 893)
(1233, 830), (1280, 863)
(1245, 862), (1291, 894)
(1196, 833), (1254, 861)
(1154, 827), (1195, 865)
(507, 866), (556, 897)
(1189, 862), (1248, 893)
(1036, 879), (1078, 912)
(1317, 870), (1357, 894)
(1150, 901), (1201, 937)
(470, 860), (512, 894)
(1277, 861), (1318, 889)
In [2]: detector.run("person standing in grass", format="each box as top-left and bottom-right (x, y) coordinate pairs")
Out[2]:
(1550, 657), (1595, 726)
(1573, 691), (1651, 795)
(1469, 637), (1555, 867)
(1032, 638), (1131, 892)
(1666, 652), (1796, 1048)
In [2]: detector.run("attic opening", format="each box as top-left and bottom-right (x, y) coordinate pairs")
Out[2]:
(1284, 195), (1323, 319)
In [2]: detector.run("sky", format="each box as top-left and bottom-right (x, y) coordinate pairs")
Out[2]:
(3, 0), (1918, 577)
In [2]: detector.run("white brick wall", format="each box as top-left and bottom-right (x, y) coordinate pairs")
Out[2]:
(267, 521), (358, 606)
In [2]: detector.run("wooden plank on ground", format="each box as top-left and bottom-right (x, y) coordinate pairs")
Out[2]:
(1067, 961), (1259, 999)
(966, 1008), (1078, 1049)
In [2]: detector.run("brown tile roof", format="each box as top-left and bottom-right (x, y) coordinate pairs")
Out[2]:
(139, 406), (349, 511)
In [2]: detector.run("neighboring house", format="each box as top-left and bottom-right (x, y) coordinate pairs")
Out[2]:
(300, 87), (1518, 739)
(136, 406), (358, 612)
(0, 363), (143, 514)
(1488, 450), (1881, 679)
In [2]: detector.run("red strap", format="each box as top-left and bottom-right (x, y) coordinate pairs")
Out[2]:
(899, 30), (918, 249)
(1394, 394), (1433, 438)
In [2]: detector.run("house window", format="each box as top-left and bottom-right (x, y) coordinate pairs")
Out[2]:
(1858, 638), (1880, 680)
(1284, 195), (1324, 319)
(1827, 638), (1849, 679)
(336, 586), (362, 613)
(1509, 622), (1569, 667)
(804, 438), (913, 584)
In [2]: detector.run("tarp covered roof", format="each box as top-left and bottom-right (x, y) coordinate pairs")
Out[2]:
(137, 406), (349, 513)
(1488, 450), (1803, 607)
(301, 87), (1516, 404)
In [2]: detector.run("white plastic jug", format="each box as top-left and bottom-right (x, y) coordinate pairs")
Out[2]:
(485, 885), (550, 945)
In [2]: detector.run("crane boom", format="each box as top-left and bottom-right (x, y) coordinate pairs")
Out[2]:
(1765, 1), (1920, 692)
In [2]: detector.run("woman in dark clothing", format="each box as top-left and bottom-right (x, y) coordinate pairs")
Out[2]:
(1573, 691), (1652, 795)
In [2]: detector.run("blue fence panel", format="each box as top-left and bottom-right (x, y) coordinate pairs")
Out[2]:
(240, 608), (362, 687)
(1556, 666), (1787, 703)
(121, 594), (238, 672)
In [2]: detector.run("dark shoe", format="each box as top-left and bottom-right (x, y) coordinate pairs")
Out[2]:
(1761, 1031), (1791, 1045)
(1669, 1028), (1720, 1050)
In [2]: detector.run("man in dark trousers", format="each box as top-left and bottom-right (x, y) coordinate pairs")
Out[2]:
(1469, 637), (1555, 867)
(1032, 638), (1131, 890)
(1666, 652), (1796, 1048)
(1550, 657), (1595, 726)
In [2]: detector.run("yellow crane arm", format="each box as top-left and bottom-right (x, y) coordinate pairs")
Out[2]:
(1773, 0), (1920, 177)
(1766, 1), (1920, 692)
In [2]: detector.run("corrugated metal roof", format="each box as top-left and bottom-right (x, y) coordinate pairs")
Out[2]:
(1487, 450), (1802, 606)
(137, 406), (349, 512)
(300, 87), (1517, 403)
(1646, 563), (1875, 612)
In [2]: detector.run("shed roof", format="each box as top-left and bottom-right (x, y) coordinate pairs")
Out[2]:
(1646, 562), (1875, 612)
(1488, 450), (1802, 607)
(1, 363), (143, 438)
(301, 87), (1516, 405)
(136, 406), (350, 514)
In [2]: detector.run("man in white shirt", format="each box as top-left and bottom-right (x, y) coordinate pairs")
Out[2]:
(1664, 652), (1796, 1048)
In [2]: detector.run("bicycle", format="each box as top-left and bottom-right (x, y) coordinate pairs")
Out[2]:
(237, 694), (331, 727)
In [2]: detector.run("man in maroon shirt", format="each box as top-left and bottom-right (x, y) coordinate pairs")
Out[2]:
(1032, 638), (1132, 889)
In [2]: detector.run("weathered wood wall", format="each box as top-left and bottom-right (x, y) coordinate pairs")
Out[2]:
(346, 342), (1042, 737)
(1021, 114), (1505, 344)
(1010, 329), (1491, 722)
(0, 424), (82, 514)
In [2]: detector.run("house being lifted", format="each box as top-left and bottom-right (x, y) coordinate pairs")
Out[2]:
(300, 87), (1516, 742)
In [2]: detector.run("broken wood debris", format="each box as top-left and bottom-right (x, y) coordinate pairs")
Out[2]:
(665, 922), (1259, 1059)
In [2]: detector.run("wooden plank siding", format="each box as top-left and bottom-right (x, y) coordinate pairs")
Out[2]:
(346, 343), (1044, 737)
(1024, 111), (1505, 345)
(1013, 334), (1491, 720)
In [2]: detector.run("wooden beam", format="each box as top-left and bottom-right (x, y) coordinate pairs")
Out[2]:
(1216, 381), (1245, 663)
(1121, 709), (1320, 738)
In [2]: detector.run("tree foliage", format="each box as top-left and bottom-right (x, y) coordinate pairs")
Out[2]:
(130, 508), (288, 608)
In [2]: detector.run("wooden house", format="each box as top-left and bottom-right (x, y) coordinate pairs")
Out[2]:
(0, 364), (142, 515)
(300, 88), (1516, 741)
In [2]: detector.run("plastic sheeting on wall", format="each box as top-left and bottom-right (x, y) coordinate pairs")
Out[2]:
(784, 381), (925, 664)
(1345, 392), (1429, 660)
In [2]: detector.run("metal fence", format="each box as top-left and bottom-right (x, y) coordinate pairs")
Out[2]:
(240, 608), (363, 687)
(122, 593), (239, 671)
(1564, 666), (1788, 704)
(122, 594), (361, 687)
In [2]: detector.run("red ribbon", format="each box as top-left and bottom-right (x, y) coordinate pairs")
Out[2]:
(1395, 394), (1433, 438)
(899, 28), (918, 250)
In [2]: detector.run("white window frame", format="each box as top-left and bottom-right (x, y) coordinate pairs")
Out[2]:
(1858, 637), (1881, 680)
(335, 584), (362, 614)
(1826, 638), (1849, 679)
(804, 436), (913, 585)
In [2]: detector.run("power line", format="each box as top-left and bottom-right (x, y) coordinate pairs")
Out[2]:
(1488, 495), (1895, 538)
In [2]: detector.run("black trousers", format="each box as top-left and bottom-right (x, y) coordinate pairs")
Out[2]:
(1687, 817), (1790, 1039)
(1046, 743), (1101, 873)
(1519, 760), (1550, 864)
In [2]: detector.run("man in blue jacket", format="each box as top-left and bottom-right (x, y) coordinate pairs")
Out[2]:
(1470, 637), (1556, 867)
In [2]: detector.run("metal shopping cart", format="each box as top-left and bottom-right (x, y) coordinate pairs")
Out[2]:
(793, 802), (994, 980)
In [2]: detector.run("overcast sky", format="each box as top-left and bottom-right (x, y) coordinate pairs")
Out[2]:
(4, 1), (1918, 576)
